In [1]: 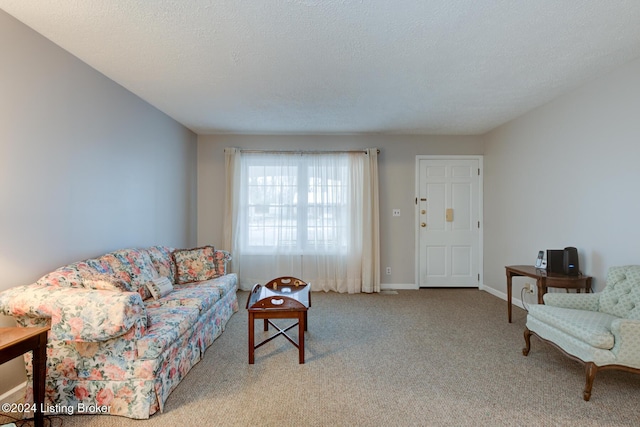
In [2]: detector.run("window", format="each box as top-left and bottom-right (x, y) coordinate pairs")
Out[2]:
(240, 153), (350, 254)
(224, 147), (380, 293)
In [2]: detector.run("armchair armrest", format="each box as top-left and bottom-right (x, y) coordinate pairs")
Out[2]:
(610, 318), (640, 366)
(542, 292), (601, 311)
(0, 284), (147, 342)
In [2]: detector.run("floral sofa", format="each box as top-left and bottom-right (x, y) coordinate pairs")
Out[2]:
(0, 245), (238, 419)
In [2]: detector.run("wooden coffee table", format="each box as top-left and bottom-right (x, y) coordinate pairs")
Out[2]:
(246, 278), (310, 364)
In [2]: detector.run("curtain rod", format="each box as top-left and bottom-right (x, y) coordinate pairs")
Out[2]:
(239, 149), (380, 154)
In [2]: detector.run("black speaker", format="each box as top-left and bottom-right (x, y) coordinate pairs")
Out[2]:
(563, 247), (580, 276)
(546, 249), (564, 274)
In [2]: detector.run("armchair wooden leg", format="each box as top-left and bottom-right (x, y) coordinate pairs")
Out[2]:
(584, 362), (597, 401)
(522, 327), (532, 356)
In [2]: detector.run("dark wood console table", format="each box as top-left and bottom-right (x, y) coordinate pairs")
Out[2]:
(506, 265), (592, 323)
(0, 326), (49, 427)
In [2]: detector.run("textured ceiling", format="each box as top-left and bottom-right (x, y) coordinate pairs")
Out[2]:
(2, 1), (640, 135)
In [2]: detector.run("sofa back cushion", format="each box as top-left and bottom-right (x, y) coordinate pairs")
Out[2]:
(81, 272), (134, 292)
(145, 246), (176, 284)
(36, 261), (97, 288)
(85, 257), (115, 274)
(99, 248), (158, 300)
(599, 265), (640, 319)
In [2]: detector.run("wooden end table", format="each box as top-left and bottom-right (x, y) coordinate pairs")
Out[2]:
(0, 326), (50, 427)
(247, 278), (310, 364)
(506, 265), (592, 323)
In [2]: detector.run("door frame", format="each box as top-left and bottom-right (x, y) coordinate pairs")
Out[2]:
(414, 155), (484, 289)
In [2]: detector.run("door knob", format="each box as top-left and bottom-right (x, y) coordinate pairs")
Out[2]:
(421, 222), (426, 227)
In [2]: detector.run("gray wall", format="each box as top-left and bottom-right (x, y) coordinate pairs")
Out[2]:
(197, 134), (484, 289)
(483, 57), (640, 303)
(0, 11), (197, 395)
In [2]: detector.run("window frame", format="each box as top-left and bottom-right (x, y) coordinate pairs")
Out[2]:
(239, 153), (350, 255)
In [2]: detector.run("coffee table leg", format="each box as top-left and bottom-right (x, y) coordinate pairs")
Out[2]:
(298, 312), (305, 364)
(248, 313), (255, 364)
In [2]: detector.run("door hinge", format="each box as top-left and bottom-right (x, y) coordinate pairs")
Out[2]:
(478, 168), (480, 176)
(478, 274), (480, 281)
(477, 221), (480, 228)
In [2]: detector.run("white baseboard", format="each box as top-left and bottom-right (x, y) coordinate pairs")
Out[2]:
(383, 283), (504, 293)
(0, 382), (26, 403)
(480, 284), (526, 310)
(381, 282), (536, 310)
(380, 283), (419, 290)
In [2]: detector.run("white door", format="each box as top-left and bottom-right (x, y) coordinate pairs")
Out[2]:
(416, 157), (481, 287)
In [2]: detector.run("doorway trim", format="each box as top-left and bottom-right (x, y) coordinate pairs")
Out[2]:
(414, 155), (484, 289)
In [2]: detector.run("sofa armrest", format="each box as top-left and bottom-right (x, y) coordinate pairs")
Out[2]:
(0, 284), (147, 342)
(610, 318), (640, 366)
(216, 250), (232, 275)
(542, 292), (601, 311)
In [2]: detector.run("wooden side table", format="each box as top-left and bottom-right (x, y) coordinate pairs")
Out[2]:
(505, 265), (592, 323)
(246, 278), (310, 364)
(0, 326), (50, 427)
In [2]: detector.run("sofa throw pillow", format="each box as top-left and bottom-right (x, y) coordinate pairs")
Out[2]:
(172, 246), (217, 284)
(146, 276), (174, 300)
(81, 272), (133, 292)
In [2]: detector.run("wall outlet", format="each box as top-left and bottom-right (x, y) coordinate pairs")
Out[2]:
(392, 209), (401, 217)
(386, 267), (391, 275)
(524, 283), (534, 294)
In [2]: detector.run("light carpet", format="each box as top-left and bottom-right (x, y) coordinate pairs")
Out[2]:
(2, 289), (639, 426)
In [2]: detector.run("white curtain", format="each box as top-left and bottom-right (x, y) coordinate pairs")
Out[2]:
(361, 148), (380, 293)
(223, 147), (241, 260)
(223, 148), (380, 293)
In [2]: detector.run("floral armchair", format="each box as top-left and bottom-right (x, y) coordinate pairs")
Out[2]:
(523, 265), (640, 400)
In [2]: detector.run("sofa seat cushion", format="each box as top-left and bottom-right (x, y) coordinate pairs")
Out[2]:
(136, 306), (199, 360)
(528, 304), (618, 349)
(181, 274), (237, 296)
(144, 285), (222, 314)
